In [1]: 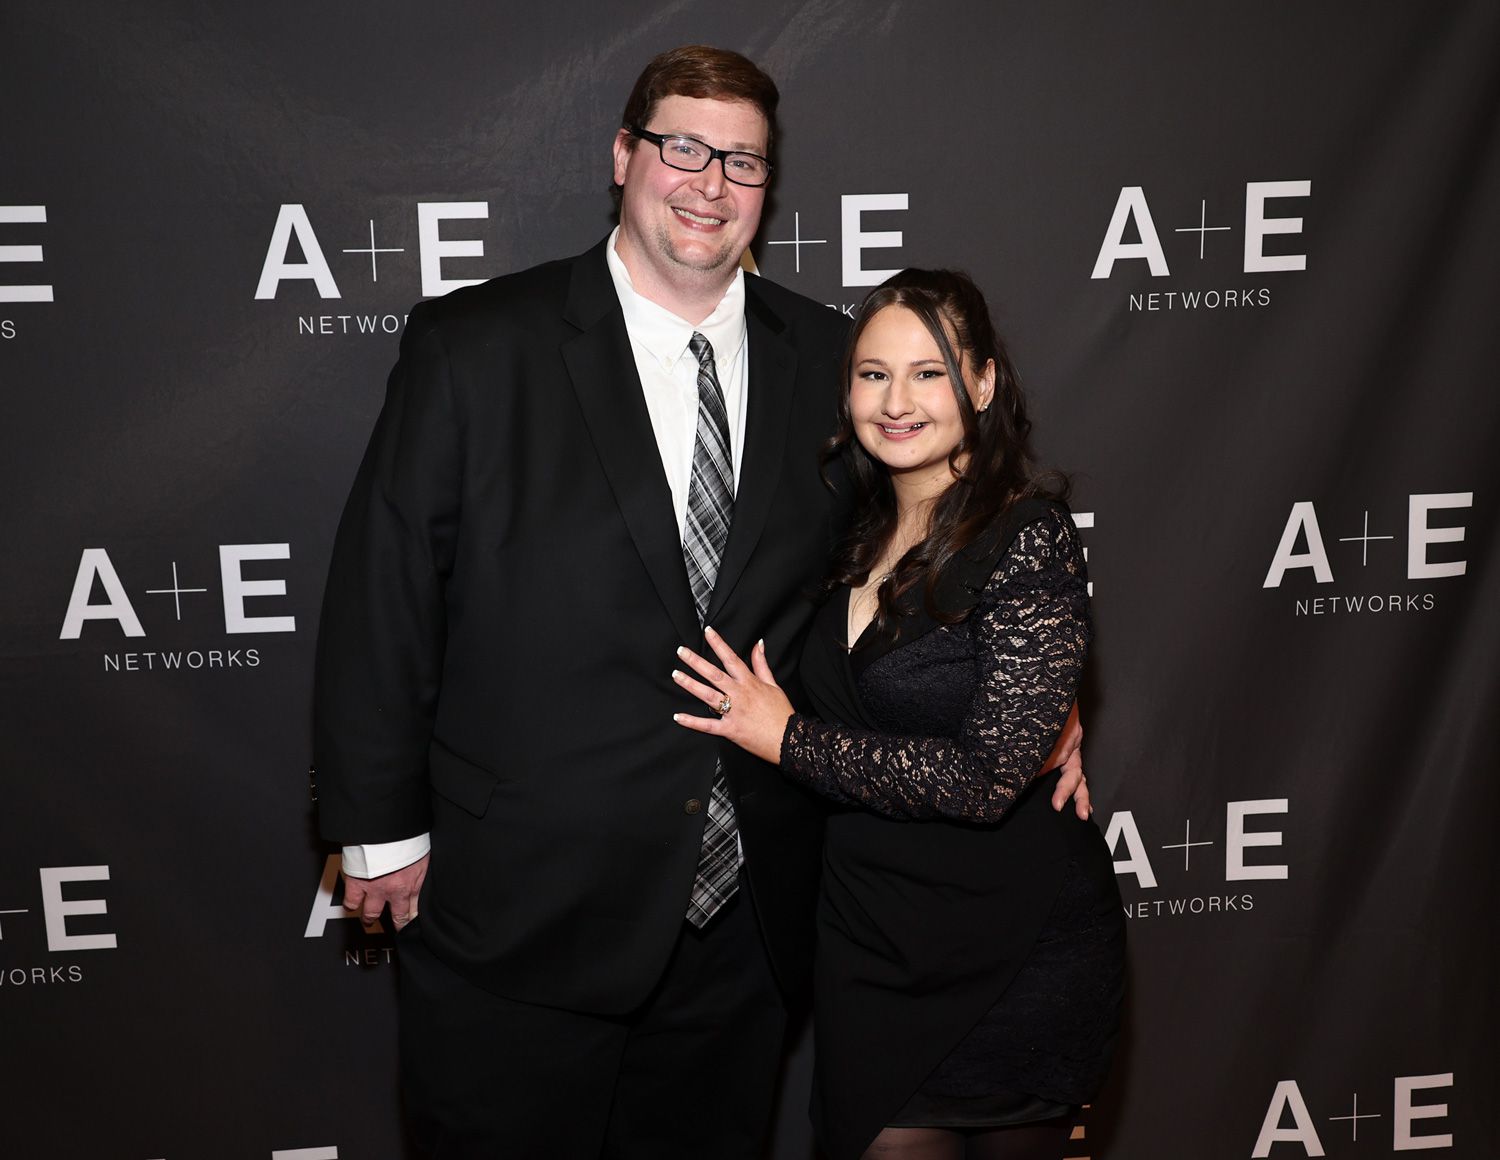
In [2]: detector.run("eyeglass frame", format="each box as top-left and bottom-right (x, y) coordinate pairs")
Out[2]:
(627, 125), (773, 188)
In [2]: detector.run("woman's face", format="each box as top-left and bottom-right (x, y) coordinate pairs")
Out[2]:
(848, 305), (994, 493)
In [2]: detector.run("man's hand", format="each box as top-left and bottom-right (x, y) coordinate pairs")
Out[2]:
(343, 853), (429, 931)
(1046, 702), (1091, 819)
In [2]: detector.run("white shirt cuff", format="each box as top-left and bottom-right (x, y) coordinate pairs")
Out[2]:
(341, 833), (431, 879)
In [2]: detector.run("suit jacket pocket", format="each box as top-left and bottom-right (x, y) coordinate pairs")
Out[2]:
(428, 739), (500, 818)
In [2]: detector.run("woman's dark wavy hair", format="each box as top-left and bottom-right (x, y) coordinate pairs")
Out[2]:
(822, 268), (1068, 642)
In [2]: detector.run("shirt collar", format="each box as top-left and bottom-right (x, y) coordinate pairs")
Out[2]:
(606, 226), (747, 372)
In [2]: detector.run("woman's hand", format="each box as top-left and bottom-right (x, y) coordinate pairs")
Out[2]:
(672, 627), (794, 765)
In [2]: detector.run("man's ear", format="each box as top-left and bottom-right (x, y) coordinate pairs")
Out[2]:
(612, 129), (636, 188)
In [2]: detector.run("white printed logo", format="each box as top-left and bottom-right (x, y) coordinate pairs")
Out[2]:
(747, 194), (915, 313)
(0, 204), (53, 303)
(1, 204), (53, 339)
(1262, 493), (1471, 617)
(1253, 1074), (1454, 1155)
(58, 544), (296, 672)
(255, 202), (489, 301)
(1102, 799), (1288, 919)
(1090, 181), (1310, 313)
(0, 866), (118, 989)
(255, 201), (496, 337)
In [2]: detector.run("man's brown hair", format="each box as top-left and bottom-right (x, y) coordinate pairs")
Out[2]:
(621, 44), (779, 143)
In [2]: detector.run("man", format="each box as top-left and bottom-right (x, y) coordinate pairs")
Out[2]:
(314, 45), (1087, 1159)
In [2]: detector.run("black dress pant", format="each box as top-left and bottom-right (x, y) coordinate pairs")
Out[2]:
(397, 887), (787, 1160)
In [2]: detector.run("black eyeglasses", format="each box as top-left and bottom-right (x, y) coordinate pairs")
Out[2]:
(629, 125), (772, 187)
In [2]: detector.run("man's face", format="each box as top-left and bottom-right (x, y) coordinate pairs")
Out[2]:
(612, 95), (769, 295)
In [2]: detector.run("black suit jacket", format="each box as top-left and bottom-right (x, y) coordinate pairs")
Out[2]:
(314, 238), (852, 1014)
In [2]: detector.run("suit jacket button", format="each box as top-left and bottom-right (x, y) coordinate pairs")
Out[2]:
(684, 798), (703, 815)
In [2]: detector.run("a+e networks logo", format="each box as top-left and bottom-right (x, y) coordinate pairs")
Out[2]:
(1091, 180), (1310, 314)
(1251, 1072), (1456, 1156)
(1103, 798), (1290, 920)
(0, 203), (53, 340)
(1262, 493), (1471, 617)
(0, 865), (117, 991)
(58, 543), (297, 673)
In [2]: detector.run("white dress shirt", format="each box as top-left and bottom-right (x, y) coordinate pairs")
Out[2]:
(342, 229), (751, 879)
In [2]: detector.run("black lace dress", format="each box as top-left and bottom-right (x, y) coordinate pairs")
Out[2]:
(780, 501), (1124, 1160)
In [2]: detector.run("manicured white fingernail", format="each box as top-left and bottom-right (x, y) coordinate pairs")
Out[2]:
(672, 669), (683, 681)
(757, 638), (765, 650)
(672, 713), (683, 722)
(676, 646), (687, 657)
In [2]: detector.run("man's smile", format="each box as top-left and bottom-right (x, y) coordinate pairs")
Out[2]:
(672, 206), (729, 227)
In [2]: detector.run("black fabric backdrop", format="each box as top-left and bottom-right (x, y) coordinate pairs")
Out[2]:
(3, 3), (1495, 1157)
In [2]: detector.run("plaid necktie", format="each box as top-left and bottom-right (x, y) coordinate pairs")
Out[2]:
(683, 332), (743, 928)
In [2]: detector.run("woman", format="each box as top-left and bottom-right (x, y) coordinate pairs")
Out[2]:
(673, 269), (1124, 1160)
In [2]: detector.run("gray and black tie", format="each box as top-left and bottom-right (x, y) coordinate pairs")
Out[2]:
(683, 331), (743, 928)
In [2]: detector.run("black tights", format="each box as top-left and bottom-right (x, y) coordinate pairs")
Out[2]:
(859, 1116), (1075, 1160)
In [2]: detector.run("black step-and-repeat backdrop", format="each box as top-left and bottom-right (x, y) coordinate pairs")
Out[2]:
(4, 3), (1496, 1157)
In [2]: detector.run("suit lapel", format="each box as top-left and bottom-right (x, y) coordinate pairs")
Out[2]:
(705, 281), (797, 625)
(561, 242), (700, 645)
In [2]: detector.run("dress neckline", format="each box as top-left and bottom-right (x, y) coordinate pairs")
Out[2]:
(843, 585), (878, 655)
(838, 498), (1064, 675)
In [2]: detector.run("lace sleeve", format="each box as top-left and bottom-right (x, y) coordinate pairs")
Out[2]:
(780, 509), (1090, 822)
